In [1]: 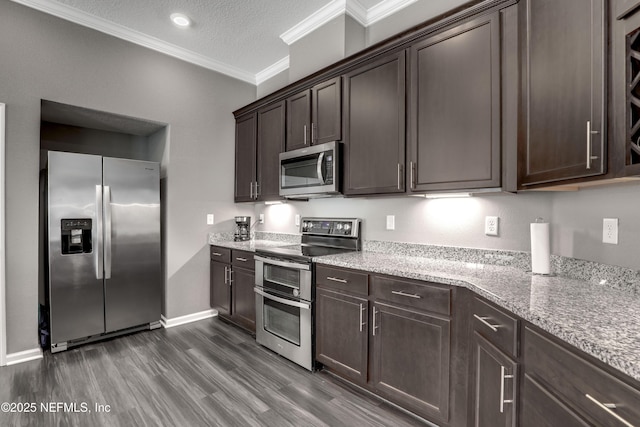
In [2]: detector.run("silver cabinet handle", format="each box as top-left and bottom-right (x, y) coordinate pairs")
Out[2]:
(372, 306), (379, 336)
(103, 185), (112, 280)
(585, 394), (634, 427)
(391, 290), (421, 299)
(212, 252), (223, 257)
(249, 181), (253, 199)
(303, 124), (307, 145)
(228, 268), (233, 285)
(410, 161), (415, 189)
(235, 257), (248, 262)
(359, 303), (366, 332)
(500, 366), (514, 413)
(254, 181), (259, 198)
(474, 314), (500, 332)
(586, 120), (599, 169)
(326, 276), (347, 284)
(311, 122), (316, 144)
(95, 185), (104, 280)
(397, 164), (402, 190)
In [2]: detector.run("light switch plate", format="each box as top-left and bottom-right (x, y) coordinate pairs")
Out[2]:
(206, 214), (214, 225)
(603, 218), (618, 244)
(295, 214), (300, 226)
(386, 215), (395, 230)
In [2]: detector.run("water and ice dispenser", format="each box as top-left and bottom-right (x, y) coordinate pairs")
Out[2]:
(60, 219), (92, 254)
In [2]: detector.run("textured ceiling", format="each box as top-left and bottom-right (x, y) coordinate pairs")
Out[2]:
(13, 0), (465, 84)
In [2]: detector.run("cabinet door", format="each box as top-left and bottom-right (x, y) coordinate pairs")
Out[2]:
(371, 301), (450, 423)
(312, 77), (342, 145)
(286, 90), (311, 151)
(316, 288), (368, 384)
(234, 112), (257, 202)
(343, 51), (406, 195)
(522, 375), (590, 427)
(257, 101), (285, 201)
(410, 13), (501, 192)
(519, 0), (606, 186)
(210, 261), (230, 316)
(231, 266), (256, 333)
(472, 332), (518, 427)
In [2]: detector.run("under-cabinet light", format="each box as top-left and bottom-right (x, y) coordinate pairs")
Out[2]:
(264, 200), (286, 205)
(423, 192), (472, 199)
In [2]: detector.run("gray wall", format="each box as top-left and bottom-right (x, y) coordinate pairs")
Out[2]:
(254, 181), (640, 270)
(0, 1), (255, 353)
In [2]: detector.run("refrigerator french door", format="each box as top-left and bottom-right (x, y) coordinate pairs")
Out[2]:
(47, 151), (161, 352)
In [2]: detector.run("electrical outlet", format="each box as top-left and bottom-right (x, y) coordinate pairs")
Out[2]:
(603, 218), (618, 244)
(485, 216), (499, 236)
(386, 215), (395, 230)
(295, 214), (300, 226)
(259, 214), (265, 224)
(206, 214), (214, 225)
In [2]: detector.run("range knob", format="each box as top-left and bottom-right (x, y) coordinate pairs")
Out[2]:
(336, 223), (343, 230)
(343, 223), (351, 231)
(302, 222), (308, 229)
(308, 222), (314, 229)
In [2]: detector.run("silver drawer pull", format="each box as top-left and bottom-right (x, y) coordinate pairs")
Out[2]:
(585, 394), (634, 427)
(500, 366), (514, 413)
(235, 257), (248, 262)
(326, 276), (348, 284)
(212, 252), (223, 256)
(391, 290), (421, 299)
(473, 314), (500, 332)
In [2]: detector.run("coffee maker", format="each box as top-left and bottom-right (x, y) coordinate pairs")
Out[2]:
(234, 216), (251, 241)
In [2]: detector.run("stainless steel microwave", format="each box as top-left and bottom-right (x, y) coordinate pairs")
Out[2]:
(279, 141), (341, 198)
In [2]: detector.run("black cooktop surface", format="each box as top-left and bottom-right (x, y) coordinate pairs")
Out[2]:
(255, 244), (353, 262)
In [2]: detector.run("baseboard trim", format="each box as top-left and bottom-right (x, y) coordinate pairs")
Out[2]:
(5, 347), (43, 366)
(160, 309), (218, 328)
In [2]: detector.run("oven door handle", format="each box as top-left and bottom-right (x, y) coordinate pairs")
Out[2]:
(254, 255), (310, 271)
(254, 287), (311, 310)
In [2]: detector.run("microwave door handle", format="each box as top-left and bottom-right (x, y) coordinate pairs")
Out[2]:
(317, 152), (325, 182)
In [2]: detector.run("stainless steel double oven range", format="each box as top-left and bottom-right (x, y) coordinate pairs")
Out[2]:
(254, 217), (362, 371)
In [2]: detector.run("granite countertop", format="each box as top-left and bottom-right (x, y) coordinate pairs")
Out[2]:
(314, 251), (640, 383)
(209, 237), (640, 382)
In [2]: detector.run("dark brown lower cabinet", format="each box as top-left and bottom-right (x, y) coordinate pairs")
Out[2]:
(231, 266), (256, 332)
(371, 301), (451, 424)
(472, 332), (517, 427)
(522, 375), (590, 427)
(210, 261), (230, 316)
(315, 288), (368, 384)
(210, 247), (255, 334)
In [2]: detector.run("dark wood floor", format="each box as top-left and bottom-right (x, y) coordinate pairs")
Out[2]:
(0, 317), (431, 426)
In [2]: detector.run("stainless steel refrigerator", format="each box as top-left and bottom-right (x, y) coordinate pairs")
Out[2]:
(47, 151), (161, 352)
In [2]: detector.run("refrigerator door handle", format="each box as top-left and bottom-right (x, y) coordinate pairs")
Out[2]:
(104, 185), (112, 279)
(95, 185), (104, 280)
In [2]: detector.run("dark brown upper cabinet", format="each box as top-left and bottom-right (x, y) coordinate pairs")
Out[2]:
(234, 112), (257, 202)
(343, 51), (406, 196)
(518, 0), (606, 188)
(286, 77), (342, 151)
(256, 100), (286, 201)
(409, 12), (503, 193)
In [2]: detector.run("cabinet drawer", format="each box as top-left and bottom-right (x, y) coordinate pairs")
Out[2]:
(316, 265), (368, 296)
(210, 246), (231, 263)
(524, 326), (640, 427)
(370, 275), (450, 316)
(473, 297), (519, 357)
(232, 250), (254, 271)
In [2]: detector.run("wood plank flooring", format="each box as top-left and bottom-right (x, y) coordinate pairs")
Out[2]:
(0, 317), (431, 426)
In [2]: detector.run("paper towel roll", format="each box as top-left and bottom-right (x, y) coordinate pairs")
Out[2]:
(530, 221), (550, 275)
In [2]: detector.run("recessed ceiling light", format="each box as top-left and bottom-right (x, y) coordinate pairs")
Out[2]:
(170, 13), (191, 28)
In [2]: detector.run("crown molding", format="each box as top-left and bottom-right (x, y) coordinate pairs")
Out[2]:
(280, 0), (347, 45)
(10, 0), (257, 84)
(345, 0), (368, 26)
(366, 0), (418, 25)
(256, 56), (290, 85)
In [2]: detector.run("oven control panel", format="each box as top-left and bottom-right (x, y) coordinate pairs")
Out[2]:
(300, 218), (360, 237)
